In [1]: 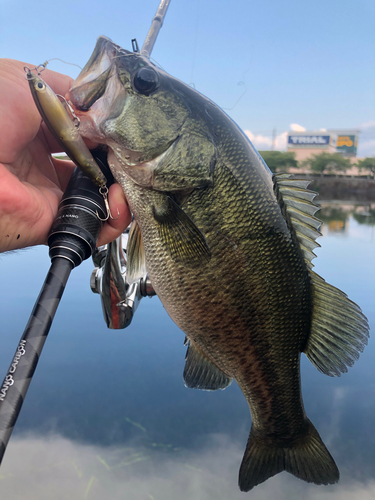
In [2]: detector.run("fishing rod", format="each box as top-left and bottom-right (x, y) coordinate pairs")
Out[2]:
(141, 0), (171, 57)
(0, 161), (113, 465)
(0, 0), (171, 465)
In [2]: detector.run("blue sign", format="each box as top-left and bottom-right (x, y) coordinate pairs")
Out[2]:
(288, 135), (330, 146)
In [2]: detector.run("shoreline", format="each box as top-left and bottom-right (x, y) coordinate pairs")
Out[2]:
(285, 174), (375, 202)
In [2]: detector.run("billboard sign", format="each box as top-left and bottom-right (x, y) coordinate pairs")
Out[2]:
(336, 135), (358, 156)
(288, 135), (331, 147)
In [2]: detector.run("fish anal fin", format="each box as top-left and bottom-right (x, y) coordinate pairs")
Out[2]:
(153, 195), (211, 267)
(304, 271), (369, 377)
(239, 420), (339, 492)
(183, 339), (232, 391)
(127, 220), (146, 284)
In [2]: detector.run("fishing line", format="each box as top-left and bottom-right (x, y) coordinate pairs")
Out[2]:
(222, 81), (248, 111)
(74, 50), (167, 77)
(222, 65), (251, 111)
(45, 58), (83, 70)
(106, 51), (166, 72)
(149, 57), (166, 72)
(25, 59), (83, 78)
(188, 0), (201, 88)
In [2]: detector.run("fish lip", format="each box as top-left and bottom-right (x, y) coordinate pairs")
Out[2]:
(68, 38), (130, 146)
(72, 36), (115, 88)
(68, 36), (122, 111)
(69, 37), (183, 173)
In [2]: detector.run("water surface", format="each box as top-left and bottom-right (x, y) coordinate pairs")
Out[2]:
(0, 200), (374, 499)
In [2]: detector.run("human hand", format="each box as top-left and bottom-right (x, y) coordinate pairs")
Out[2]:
(0, 59), (131, 253)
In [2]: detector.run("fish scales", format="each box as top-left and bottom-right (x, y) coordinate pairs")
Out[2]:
(68, 36), (368, 491)
(115, 118), (311, 438)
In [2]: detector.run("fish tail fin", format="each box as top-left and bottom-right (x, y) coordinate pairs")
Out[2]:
(238, 420), (339, 491)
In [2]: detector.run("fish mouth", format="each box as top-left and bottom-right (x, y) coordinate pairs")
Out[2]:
(68, 37), (182, 188)
(68, 37), (159, 187)
(67, 36), (131, 148)
(69, 36), (118, 111)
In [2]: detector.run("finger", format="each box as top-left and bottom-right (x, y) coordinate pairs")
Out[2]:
(96, 183), (131, 247)
(0, 59), (74, 162)
(0, 59), (42, 162)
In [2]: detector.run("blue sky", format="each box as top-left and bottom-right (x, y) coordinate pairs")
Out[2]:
(1, 0), (374, 155)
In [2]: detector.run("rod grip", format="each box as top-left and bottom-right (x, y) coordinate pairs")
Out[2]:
(48, 167), (107, 267)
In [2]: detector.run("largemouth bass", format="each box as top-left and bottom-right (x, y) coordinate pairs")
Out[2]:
(68, 37), (369, 491)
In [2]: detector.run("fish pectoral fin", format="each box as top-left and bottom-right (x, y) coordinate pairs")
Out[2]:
(126, 220), (147, 284)
(304, 271), (369, 377)
(153, 195), (211, 267)
(239, 420), (339, 492)
(183, 339), (232, 391)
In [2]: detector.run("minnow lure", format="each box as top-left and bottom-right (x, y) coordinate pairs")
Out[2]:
(25, 67), (107, 187)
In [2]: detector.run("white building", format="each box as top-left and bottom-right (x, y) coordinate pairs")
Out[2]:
(287, 129), (360, 163)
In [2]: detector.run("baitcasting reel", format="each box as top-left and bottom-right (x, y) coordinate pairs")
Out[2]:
(90, 227), (156, 329)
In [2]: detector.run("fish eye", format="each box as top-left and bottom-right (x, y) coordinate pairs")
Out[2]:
(133, 67), (159, 95)
(37, 82), (44, 89)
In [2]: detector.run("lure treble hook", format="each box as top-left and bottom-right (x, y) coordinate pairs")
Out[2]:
(97, 186), (120, 221)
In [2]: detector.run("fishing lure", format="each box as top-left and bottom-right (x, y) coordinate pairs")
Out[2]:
(25, 66), (107, 188)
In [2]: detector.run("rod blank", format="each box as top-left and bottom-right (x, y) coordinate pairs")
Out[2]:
(0, 258), (73, 464)
(141, 0), (171, 57)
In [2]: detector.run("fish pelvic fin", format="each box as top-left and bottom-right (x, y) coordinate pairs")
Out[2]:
(239, 420), (339, 492)
(304, 271), (369, 376)
(183, 338), (232, 391)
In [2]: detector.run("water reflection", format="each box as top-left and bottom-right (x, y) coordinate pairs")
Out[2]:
(0, 199), (375, 498)
(2, 434), (375, 500)
(318, 200), (375, 234)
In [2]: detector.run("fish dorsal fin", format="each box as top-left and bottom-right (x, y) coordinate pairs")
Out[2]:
(273, 173), (321, 268)
(153, 195), (211, 267)
(126, 220), (147, 284)
(304, 271), (369, 376)
(183, 338), (232, 391)
(273, 174), (369, 375)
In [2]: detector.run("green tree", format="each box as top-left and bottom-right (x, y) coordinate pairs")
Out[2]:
(258, 151), (298, 173)
(302, 152), (352, 176)
(356, 157), (375, 177)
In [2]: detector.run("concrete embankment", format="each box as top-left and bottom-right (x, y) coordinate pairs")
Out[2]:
(292, 175), (375, 201)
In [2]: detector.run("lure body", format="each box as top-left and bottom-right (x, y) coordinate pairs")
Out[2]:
(27, 70), (106, 187)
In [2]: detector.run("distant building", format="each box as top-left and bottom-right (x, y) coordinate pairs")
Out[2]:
(287, 129), (360, 163)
